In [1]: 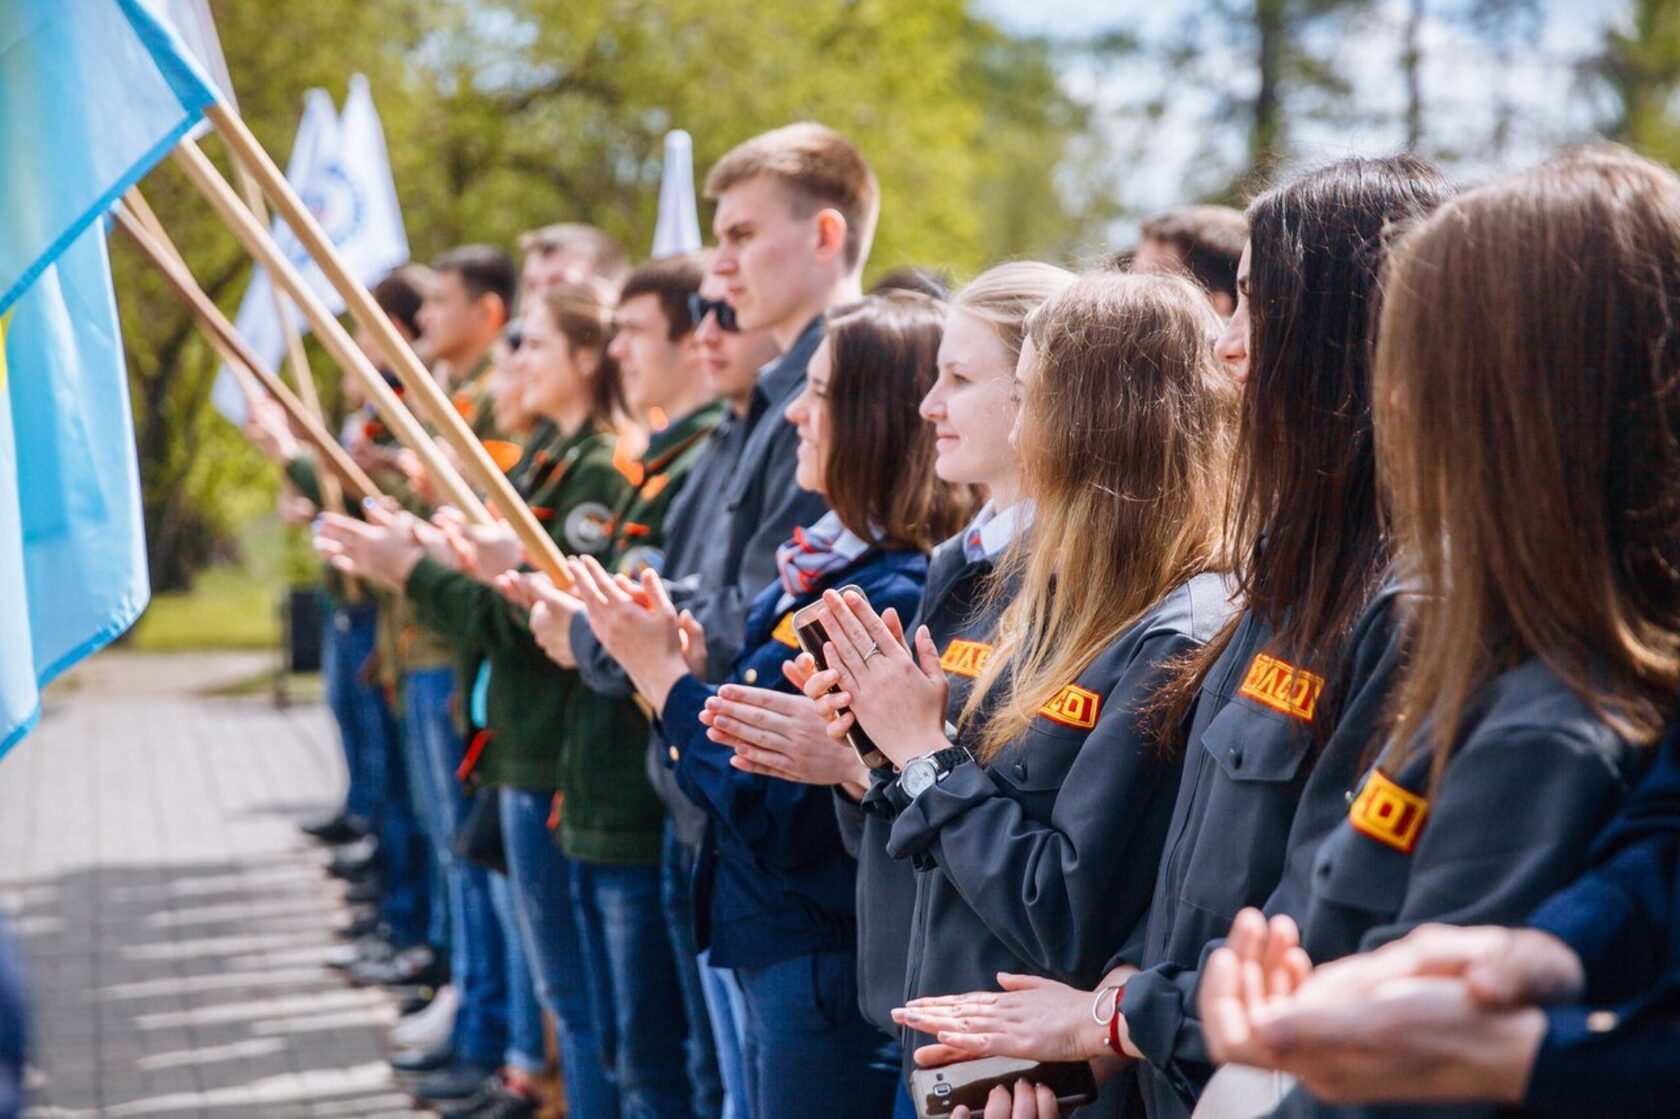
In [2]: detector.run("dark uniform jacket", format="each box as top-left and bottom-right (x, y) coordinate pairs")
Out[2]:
(405, 422), (662, 864)
(1267, 657), (1643, 1119)
(569, 320), (827, 846)
(888, 571), (1236, 1075)
(1521, 722), (1680, 1118)
(660, 547), (927, 969)
(1124, 585), (1407, 1119)
(836, 514), (1019, 1033)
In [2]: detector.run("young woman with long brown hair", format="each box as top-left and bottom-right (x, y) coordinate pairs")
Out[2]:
(803, 269), (1239, 1086)
(895, 156), (1454, 1119)
(1199, 144), (1680, 1119)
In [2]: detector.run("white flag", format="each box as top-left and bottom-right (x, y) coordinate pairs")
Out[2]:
(212, 76), (409, 424)
(651, 129), (702, 259)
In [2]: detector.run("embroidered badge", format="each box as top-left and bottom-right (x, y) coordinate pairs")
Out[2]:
(641, 473), (671, 502)
(481, 438), (524, 474)
(1348, 770), (1430, 854)
(1039, 684), (1101, 730)
(1239, 653), (1327, 722)
(940, 639), (994, 679)
(617, 546), (665, 577)
(771, 612), (801, 649)
(563, 502), (613, 553)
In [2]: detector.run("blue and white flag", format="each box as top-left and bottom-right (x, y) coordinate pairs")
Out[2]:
(0, 0), (220, 756)
(213, 75), (409, 424)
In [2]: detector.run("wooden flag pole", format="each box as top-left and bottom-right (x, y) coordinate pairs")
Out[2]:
(231, 167), (347, 518)
(202, 102), (571, 587)
(113, 197), (382, 506)
(169, 138), (496, 530)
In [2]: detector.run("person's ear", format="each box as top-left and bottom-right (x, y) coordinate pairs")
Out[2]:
(573, 344), (601, 380)
(483, 293), (509, 332)
(814, 208), (848, 266)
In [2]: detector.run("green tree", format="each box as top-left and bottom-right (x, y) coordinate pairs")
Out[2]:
(1590, 0), (1680, 165)
(117, 0), (1106, 590)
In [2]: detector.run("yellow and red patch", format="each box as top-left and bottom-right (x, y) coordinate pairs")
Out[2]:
(1039, 684), (1101, 730)
(1348, 770), (1430, 854)
(1239, 654), (1326, 722)
(482, 439), (524, 474)
(771, 612), (801, 649)
(939, 639), (994, 679)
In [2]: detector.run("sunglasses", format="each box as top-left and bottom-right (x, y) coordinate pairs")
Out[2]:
(688, 293), (740, 333)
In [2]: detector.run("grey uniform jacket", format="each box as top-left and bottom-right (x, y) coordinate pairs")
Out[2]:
(887, 571), (1237, 1074)
(1123, 585), (1407, 1119)
(1267, 657), (1643, 1119)
(834, 531), (1013, 1034)
(570, 316), (828, 847)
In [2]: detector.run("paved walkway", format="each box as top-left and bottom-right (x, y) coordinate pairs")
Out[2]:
(0, 651), (429, 1118)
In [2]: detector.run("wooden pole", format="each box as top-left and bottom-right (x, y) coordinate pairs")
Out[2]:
(231, 167), (346, 517)
(114, 198), (382, 505)
(203, 102), (570, 586)
(169, 137), (495, 527)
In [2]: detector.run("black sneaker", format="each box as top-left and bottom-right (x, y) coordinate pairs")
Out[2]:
(352, 943), (448, 989)
(327, 836), (380, 879)
(301, 809), (366, 845)
(431, 1075), (503, 1118)
(414, 1060), (499, 1102)
(334, 906), (381, 940)
(343, 877), (384, 905)
(438, 1079), (541, 1119)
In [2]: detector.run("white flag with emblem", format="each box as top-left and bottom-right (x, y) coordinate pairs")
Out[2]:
(212, 75), (409, 423)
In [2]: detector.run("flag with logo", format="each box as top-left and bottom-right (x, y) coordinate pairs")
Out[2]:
(213, 74), (409, 423)
(0, 0), (220, 755)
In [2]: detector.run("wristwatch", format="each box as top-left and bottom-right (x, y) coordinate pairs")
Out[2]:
(899, 745), (973, 799)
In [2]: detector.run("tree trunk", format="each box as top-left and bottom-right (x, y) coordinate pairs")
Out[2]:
(1251, 0), (1288, 184)
(1403, 0), (1425, 151)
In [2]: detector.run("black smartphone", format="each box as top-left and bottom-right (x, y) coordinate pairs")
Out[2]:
(791, 585), (889, 769)
(909, 1057), (1098, 1118)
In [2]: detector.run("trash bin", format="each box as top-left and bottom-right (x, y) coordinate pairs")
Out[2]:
(284, 587), (324, 674)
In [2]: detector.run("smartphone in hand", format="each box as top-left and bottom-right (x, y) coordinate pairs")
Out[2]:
(909, 1057), (1098, 1118)
(792, 585), (889, 769)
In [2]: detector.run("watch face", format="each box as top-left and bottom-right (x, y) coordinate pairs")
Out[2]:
(901, 759), (935, 798)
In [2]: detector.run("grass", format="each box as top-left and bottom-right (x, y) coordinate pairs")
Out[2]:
(128, 516), (302, 652)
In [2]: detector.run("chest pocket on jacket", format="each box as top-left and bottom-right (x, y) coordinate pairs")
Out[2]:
(1201, 699), (1312, 784)
(992, 727), (1085, 819)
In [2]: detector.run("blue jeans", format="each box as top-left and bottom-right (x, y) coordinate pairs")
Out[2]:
(406, 667), (508, 1065)
(699, 953), (748, 1119)
(661, 826), (726, 1119)
(572, 859), (692, 1119)
(734, 950), (899, 1119)
(499, 787), (618, 1117)
(325, 604), (429, 947)
(488, 869), (545, 1074)
(319, 600), (373, 825)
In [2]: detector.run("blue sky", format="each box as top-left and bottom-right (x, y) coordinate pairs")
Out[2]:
(976, 0), (1626, 234)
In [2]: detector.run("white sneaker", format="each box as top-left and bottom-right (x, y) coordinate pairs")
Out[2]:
(389, 982), (459, 1051)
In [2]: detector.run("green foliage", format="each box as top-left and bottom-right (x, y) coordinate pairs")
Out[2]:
(116, 0), (1109, 592)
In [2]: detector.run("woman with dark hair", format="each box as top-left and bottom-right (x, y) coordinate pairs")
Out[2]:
(895, 156), (1453, 1119)
(1199, 144), (1680, 1119)
(576, 290), (974, 1119)
(314, 281), (636, 1118)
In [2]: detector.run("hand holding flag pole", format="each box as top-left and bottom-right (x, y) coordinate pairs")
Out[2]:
(112, 194), (381, 506)
(197, 104), (573, 589)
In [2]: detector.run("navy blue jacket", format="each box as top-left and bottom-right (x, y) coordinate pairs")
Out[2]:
(1520, 724), (1680, 1117)
(660, 547), (928, 969)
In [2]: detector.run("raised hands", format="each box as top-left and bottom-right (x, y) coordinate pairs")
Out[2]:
(895, 969), (1137, 1070)
(1198, 911), (1564, 1106)
(801, 588), (952, 769)
(312, 501), (424, 591)
(703, 656), (871, 796)
(495, 571), (588, 668)
(568, 555), (704, 710)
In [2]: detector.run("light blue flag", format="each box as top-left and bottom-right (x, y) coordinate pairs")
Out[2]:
(0, 0), (221, 755)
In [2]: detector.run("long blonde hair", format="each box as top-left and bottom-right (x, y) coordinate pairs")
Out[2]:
(963, 272), (1237, 761)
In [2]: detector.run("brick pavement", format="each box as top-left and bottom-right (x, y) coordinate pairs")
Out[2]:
(0, 651), (431, 1118)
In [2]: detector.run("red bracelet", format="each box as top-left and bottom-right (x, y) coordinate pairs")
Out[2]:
(1090, 983), (1127, 1053)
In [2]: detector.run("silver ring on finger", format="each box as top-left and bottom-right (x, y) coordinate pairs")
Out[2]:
(861, 642), (883, 665)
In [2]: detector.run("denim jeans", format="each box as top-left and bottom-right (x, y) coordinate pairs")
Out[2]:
(698, 953), (748, 1119)
(733, 950), (899, 1119)
(661, 825), (727, 1119)
(499, 787), (618, 1117)
(319, 600), (373, 825)
(571, 859), (692, 1119)
(405, 667), (508, 1065)
(488, 869), (545, 1074)
(325, 604), (430, 947)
